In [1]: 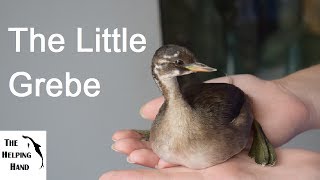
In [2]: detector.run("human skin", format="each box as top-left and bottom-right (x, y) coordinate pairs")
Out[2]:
(101, 65), (320, 180)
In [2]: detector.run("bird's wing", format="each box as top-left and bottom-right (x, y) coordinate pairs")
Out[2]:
(182, 83), (245, 124)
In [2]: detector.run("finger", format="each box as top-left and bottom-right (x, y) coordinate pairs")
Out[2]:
(112, 129), (143, 141)
(156, 159), (179, 169)
(206, 74), (262, 93)
(112, 138), (151, 155)
(140, 97), (164, 120)
(127, 149), (160, 168)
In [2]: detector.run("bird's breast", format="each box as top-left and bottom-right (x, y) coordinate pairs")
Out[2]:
(150, 101), (209, 166)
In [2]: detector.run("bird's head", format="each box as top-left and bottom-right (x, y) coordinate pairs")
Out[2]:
(152, 45), (216, 80)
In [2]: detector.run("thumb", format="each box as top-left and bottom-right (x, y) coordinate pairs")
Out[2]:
(140, 97), (164, 120)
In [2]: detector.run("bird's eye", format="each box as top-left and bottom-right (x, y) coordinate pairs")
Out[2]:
(175, 59), (184, 65)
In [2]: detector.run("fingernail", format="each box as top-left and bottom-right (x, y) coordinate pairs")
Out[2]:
(111, 144), (118, 152)
(112, 137), (117, 142)
(126, 156), (135, 164)
(139, 105), (147, 119)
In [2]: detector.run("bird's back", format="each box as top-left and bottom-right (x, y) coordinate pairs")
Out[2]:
(182, 83), (246, 125)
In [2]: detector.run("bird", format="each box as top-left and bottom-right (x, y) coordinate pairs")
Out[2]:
(22, 135), (44, 169)
(134, 44), (276, 169)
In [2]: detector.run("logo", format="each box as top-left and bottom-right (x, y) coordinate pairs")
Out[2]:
(0, 131), (46, 180)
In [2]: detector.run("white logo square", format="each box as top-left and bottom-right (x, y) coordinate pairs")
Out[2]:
(0, 131), (46, 180)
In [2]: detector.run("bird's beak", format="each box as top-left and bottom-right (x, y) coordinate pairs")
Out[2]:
(184, 62), (217, 72)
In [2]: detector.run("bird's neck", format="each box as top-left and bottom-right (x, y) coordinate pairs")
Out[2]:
(156, 76), (184, 102)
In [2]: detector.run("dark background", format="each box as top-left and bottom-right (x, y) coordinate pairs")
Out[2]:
(160, 0), (320, 80)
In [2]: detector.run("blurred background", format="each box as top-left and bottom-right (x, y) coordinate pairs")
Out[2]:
(160, 0), (320, 80)
(0, 0), (319, 179)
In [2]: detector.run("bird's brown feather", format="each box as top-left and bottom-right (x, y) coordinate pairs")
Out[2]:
(182, 83), (245, 124)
